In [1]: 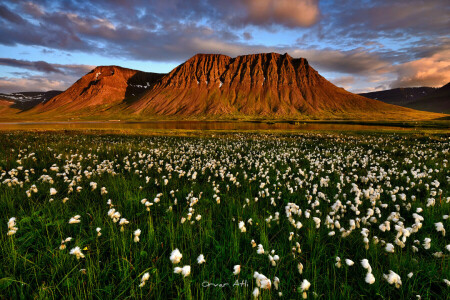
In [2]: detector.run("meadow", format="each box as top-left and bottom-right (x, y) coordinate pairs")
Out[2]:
(0, 130), (449, 299)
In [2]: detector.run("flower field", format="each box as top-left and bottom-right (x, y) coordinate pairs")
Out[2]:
(1, 131), (449, 299)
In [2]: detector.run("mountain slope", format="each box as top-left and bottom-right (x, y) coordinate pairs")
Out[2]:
(31, 66), (164, 116)
(131, 53), (438, 120)
(359, 87), (437, 106)
(360, 84), (449, 114)
(406, 83), (450, 114)
(0, 90), (62, 110)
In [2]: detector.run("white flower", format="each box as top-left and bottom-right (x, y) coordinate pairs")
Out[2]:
(434, 222), (446, 236)
(50, 188), (57, 195)
(335, 257), (342, 268)
(174, 265), (191, 277)
(257, 244), (265, 254)
(100, 187), (108, 195)
(408, 272), (414, 278)
(383, 270), (402, 288)
(300, 279), (311, 299)
(238, 221), (246, 233)
(134, 229), (141, 242)
(195, 214), (202, 221)
(443, 279), (450, 286)
(96, 227), (102, 237)
(139, 272), (150, 287)
(197, 254), (206, 264)
(300, 279), (311, 291)
(274, 277), (280, 290)
(385, 243), (395, 253)
(423, 238), (431, 250)
(90, 182), (97, 190)
(68, 215), (81, 224)
(361, 259), (372, 273)
(254, 271), (271, 289)
(446, 245), (450, 252)
(298, 262), (304, 274)
(365, 272), (375, 284)
(170, 249), (182, 264)
(253, 287), (260, 298)
(233, 265), (241, 275)
(345, 259), (354, 266)
(69, 246), (85, 259)
(7, 217), (18, 236)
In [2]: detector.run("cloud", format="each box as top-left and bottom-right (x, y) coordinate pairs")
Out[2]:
(0, 58), (94, 76)
(330, 76), (355, 90)
(237, 0), (320, 28)
(390, 49), (450, 88)
(0, 76), (68, 93)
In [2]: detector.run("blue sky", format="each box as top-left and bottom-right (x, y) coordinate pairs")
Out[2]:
(0, 0), (449, 93)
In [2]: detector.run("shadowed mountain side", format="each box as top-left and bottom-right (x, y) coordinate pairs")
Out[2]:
(359, 87), (437, 106)
(406, 83), (450, 114)
(130, 53), (441, 120)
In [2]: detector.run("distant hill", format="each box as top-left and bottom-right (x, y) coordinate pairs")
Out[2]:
(0, 90), (62, 110)
(360, 84), (449, 113)
(406, 83), (450, 114)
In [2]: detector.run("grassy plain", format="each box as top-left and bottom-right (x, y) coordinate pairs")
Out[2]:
(0, 129), (449, 299)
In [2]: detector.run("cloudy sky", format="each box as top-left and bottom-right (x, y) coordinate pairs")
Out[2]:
(0, 0), (449, 93)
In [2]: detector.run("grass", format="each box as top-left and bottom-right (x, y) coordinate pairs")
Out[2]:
(0, 130), (449, 299)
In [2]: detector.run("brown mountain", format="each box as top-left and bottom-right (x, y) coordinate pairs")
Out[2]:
(129, 53), (439, 119)
(31, 66), (164, 115)
(24, 53), (444, 120)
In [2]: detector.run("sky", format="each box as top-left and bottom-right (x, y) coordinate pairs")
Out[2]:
(0, 0), (449, 94)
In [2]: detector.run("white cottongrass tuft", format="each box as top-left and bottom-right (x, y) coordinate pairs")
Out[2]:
(385, 243), (395, 253)
(69, 246), (85, 259)
(197, 254), (206, 264)
(365, 272), (376, 284)
(174, 265), (191, 277)
(300, 279), (311, 299)
(170, 249), (182, 264)
(233, 265), (241, 275)
(252, 287), (260, 298)
(139, 272), (150, 287)
(345, 259), (354, 266)
(50, 188), (57, 195)
(383, 270), (402, 288)
(254, 271), (271, 289)
(7, 217), (18, 236)
(68, 215), (81, 224)
(238, 221), (246, 233)
(434, 222), (446, 236)
(133, 229), (141, 242)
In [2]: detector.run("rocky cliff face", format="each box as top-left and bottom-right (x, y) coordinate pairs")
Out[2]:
(132, 53), (407, 118)
(34, 66), (164, 113)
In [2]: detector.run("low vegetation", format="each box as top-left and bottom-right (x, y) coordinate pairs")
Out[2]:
(0, 131), (449, 299)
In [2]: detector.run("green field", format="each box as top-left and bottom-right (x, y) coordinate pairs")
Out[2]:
(0, 131), (449, 299)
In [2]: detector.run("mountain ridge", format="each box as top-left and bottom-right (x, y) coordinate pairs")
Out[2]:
(13, 53), (447, 120)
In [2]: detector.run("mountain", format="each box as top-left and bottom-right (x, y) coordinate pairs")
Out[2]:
(360, 83), (449, 114)
(406, 83), (450, 114)
(21, 53), (445, 120)
(0, 90), (62, 110)
(130, 53), (438, 119)
(359, 87), (437, 106)
(31, 66), (164, 115)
